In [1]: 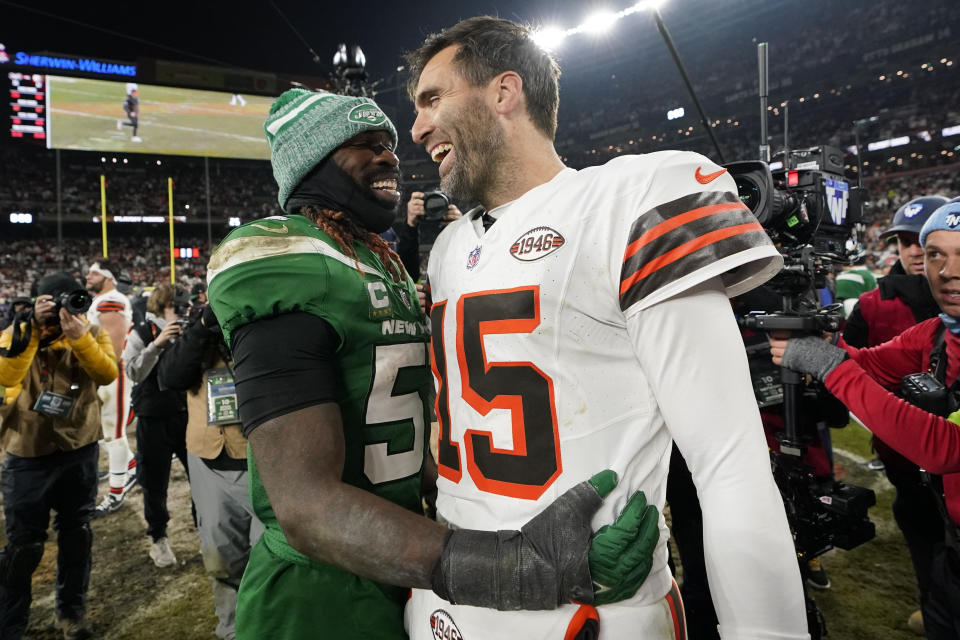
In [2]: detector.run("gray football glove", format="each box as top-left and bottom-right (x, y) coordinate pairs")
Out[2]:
(782, 335), (848, 381)
(431, 470), (617, 610)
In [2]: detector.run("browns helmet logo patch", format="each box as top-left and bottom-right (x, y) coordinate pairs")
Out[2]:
(510, 227), (565, 261)
(429, 609), (463, 640)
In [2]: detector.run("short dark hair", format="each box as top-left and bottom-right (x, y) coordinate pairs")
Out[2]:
(406, 16), (561, 139)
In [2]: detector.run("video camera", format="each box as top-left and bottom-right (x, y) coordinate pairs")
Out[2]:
(729, 145), (861, 307)
(730, 145), (875, 636)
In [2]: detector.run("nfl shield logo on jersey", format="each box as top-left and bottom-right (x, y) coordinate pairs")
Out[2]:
(429, 609), (463, 640)
(466, 246), (482, 270)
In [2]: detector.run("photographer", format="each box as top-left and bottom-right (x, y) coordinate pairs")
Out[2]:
(0, 272), (118, 640)
(156, 304), (262, 640)
(399, 190), (462, 280)
(770, 200), (960, 638)
(123, 283), (188, 568)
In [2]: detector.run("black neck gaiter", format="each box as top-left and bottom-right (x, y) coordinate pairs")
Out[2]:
(284, 156), (397, 234)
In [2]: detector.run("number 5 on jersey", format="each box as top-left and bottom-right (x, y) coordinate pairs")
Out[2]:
(430, 286), (561, 500)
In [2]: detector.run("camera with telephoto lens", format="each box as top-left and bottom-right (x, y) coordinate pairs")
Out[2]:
(422, 190), (450, 222)
(51, 289), (93, 319)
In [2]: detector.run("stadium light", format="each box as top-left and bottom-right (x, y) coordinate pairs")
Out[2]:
(532, 0), (667, 50)
(532, 27), (568, 50)
(582, 10), (619, 34)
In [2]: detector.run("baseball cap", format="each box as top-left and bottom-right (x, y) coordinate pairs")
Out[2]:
(881, 195), (950, 239)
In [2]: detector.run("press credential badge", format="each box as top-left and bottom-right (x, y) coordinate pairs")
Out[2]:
(206, 367), (238, 425)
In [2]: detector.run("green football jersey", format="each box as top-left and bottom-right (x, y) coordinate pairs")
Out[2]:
(208, 213), (429, 638)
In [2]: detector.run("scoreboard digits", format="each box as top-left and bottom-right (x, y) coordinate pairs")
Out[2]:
(8, 72), (46, 141)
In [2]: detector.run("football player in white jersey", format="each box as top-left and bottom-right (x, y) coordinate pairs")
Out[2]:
(405, 17), (809, 640)
(85, 260), (137, 516)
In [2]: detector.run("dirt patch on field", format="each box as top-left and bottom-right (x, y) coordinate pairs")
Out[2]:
(0, 431), (218, 640)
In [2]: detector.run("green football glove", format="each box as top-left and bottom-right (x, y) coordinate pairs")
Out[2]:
(589, 488), (660, 605)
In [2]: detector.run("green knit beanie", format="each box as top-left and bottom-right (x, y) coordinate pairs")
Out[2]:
(264, 89), (398, 210)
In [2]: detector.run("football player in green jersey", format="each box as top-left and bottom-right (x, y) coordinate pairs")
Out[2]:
(207, 89), (659, 639)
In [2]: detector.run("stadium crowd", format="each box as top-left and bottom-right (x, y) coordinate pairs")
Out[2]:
(4, 165), (959, 317)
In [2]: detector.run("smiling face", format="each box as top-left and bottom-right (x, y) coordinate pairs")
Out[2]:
(924, 230), (960, 316)
(410, 45), (506, 203)
(331, 130), (401, 210)
(897, 232), (925, 275)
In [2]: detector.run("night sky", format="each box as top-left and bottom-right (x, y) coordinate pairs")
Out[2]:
(1, 1), (668, 83)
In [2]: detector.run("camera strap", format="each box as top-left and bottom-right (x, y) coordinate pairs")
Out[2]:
(134, 318), (160, 347)
(923, 322), (960, 549)
(928, 322), (948, 383)
(0, 312), (34, 358)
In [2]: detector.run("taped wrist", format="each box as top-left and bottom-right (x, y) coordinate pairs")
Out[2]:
(431, 480), (601, 611)
(432, 529), (538, 609)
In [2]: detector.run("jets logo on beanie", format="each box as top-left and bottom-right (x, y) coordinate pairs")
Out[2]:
(264, 89), (398, 211)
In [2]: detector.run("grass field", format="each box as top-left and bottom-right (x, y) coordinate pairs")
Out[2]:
(808, 422), (920, 639)
(46, 76), (273, 160)
(1, 421), (925, 639)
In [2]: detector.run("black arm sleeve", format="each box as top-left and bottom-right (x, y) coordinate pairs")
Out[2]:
(842, 301), (869, 349)
(230, 312), (342, 437)
(394, 221), (421, 281)
(156, 321), (220, 391)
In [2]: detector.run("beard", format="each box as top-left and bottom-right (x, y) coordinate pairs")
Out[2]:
(441, 97), (506, 204)
(86, 279), (103, 294)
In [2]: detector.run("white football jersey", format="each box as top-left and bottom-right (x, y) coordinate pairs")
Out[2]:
(88, 289), (132, 328)
(411, 151), (806, 639)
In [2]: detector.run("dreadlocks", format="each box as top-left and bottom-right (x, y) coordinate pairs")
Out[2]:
(302, 205), (407, 283)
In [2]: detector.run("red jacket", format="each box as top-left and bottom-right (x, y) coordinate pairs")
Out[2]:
(828, 318), (960, 525)
(845, 275), (941, 470)
(856, 288), (920, 347)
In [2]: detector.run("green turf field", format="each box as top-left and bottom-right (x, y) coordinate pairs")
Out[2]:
(47, 76), (272, 159)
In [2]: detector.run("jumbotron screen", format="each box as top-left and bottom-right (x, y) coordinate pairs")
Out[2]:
(45, 76), (273, 159)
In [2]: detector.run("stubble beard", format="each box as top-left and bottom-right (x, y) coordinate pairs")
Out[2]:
(441, 97), (506, 205)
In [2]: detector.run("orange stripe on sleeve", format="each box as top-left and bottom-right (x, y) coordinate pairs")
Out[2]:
(623, 201), (749, 262)
(620, 221), (764, 295)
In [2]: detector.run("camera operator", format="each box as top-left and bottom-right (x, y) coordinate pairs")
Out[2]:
(123, 283), (188, 569)
(843, 195), (948, 634)
(0, 272), (118, 640)
(156, 304), (263, 640)
(770, 200), (960, 639)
